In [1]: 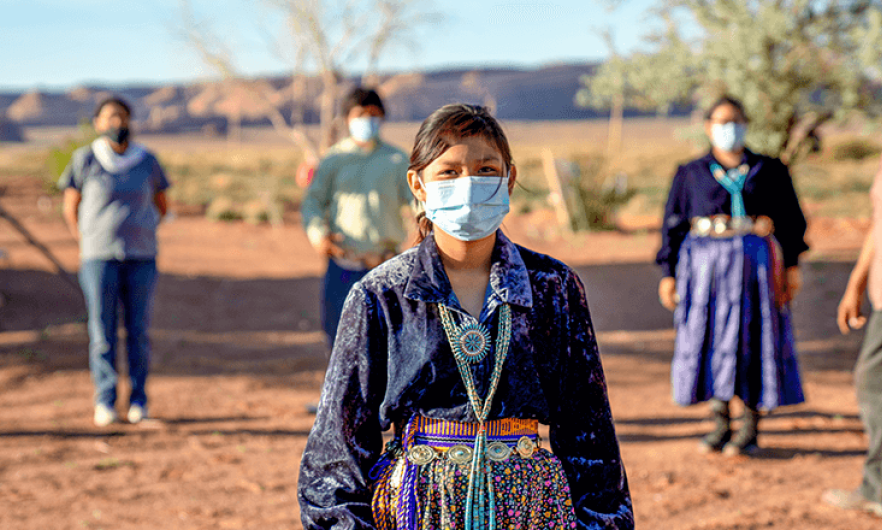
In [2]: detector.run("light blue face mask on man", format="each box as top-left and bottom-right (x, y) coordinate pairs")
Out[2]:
(710, 122), (747, 152)
(349, 117), (382, 142)
(422, 175), (511, 241)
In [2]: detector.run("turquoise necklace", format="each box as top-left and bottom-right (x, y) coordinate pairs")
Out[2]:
(437, 303), (512, 530)
(710, 162), (750, 218)
(438, 304), (494, 364)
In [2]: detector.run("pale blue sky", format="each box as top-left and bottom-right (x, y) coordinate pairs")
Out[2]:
(0, 0), (660, 91)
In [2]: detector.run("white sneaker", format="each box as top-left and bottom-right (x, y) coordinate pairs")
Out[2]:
(94, 404), (118, 427)
(127, 404), (147, 424)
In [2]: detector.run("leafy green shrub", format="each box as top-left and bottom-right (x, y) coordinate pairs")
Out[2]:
(572, 155), (636, 231)
(205, 196), (243, 221)
(509, 154), (636, 231)
(44, 121), (96, 193)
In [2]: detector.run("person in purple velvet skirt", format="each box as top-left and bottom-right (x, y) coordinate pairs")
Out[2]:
(656, 95), (809, 456)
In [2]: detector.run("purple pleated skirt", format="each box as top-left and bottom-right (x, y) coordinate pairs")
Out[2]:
(672, 233), (804, 410)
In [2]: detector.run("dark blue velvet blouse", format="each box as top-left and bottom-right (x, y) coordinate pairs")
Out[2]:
(655, 149), (809, 277)
(297, 231), (634, 530)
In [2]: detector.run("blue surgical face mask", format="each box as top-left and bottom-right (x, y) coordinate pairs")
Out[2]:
(349, 116), (382, 142)
(710, 122), (747, 152)
(421, 175), (510, 241)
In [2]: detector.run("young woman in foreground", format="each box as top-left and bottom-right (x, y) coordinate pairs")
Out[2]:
(298, 104), (633, 530)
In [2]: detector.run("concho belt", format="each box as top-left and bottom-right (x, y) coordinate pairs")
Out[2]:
(406, 435), (538, 465)
(690, 214), (774, 238)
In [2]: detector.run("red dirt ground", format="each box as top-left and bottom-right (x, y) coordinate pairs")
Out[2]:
(1, 174), (879, 529)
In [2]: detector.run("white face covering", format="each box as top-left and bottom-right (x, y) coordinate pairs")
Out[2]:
(710, 122), (747, 152)
(421, 175), (510, 241)
(348, 117), (382, 142)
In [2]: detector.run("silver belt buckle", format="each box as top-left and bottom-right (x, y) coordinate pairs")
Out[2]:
(447, 444), (473, 465)
(730, 216), (752, 233)
(486, 441), (513, 461)
(516, 436), (536, 458)
(712, 215), (729, 236)
(694, 217), (712, 236)
(754, 216), (773, 237)
(407, 445), (437, 465)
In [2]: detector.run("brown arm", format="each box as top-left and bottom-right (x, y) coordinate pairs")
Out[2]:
(62, 188), (82, 241)
(154, 190), (168, 218)
(838, 230), (875, 334)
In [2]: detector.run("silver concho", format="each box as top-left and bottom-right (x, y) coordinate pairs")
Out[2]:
(729, 217), (742, 231)
(516, 436), (535, 458)
(694, 217), (712, 236)
(486, 441), (512, 461)
(447, 444), (473, 465)
(754, 215), (773, 237)
(407, 445), (437, 465)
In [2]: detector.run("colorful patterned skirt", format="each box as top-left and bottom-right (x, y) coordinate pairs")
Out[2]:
(370, 416), (578, 530)
(672, 233), (804, 410)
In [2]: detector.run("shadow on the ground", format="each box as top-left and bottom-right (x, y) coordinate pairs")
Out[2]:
(161, 415), (270, 425)
(0, 269), (330, 379)
(616, 415), (706, 426)
(615, 409), (861, 428)
(752, 447), (868, 460)
(571, 261), (856, 342)
(617, 432), (702, 443)
(0, 429), (129, 439)
(0, 269), (86, 331)
(0, 425), (313, 439)
(0, 260), (864, 379)
(573, 261), (864, 371)
(187, 428), (312, 437)
(615, 407), (865, 446)
(773, 410), (861, 421)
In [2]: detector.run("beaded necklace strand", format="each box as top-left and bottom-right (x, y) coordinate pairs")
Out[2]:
(437, 303), (512, 530)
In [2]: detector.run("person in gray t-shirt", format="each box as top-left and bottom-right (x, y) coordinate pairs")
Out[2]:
(58, 96), (170, 427)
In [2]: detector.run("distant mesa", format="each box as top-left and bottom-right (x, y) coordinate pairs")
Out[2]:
(0, 117), (24, 142)
(7, 91), (47, 122)
(2, 63), (687, 137)
(189, 80), (280, 121)
(66, 86), (94, 102)
(377, 72), (425, 97)
(144, 86), (183, 107)
(6, 89), (93, 126)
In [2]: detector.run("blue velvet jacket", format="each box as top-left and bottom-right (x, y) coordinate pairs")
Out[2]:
(656, 149), (809, 277)
(298, 231), (634, 530)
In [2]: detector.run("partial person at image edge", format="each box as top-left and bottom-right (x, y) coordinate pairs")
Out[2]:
(823, 152), (882, 518)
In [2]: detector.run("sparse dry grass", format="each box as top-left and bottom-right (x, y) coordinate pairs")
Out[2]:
(2, 119), (879, 222)
(794, 131), (881, 218)
(159, 147), (303, 221)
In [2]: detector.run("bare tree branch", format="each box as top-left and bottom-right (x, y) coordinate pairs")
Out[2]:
(178, 0), (440, 154)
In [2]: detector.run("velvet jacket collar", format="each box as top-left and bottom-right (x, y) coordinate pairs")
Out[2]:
(403, 230), (533, 322)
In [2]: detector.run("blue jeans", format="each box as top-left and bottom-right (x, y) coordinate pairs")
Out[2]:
(321, 259), (369, 349)
(79, 259), (157, 408)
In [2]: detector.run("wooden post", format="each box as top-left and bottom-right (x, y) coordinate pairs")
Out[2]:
(542, 148), (574, 233)
(608, 92), (623, 158)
